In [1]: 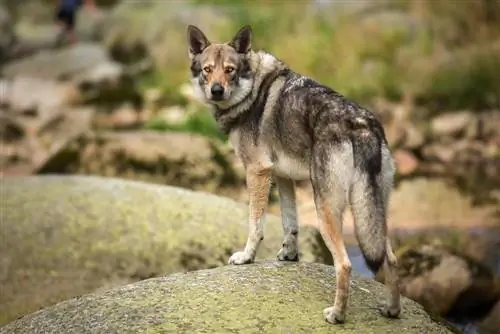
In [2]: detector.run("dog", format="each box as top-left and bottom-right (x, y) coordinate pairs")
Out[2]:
(186, 24), (401, 324)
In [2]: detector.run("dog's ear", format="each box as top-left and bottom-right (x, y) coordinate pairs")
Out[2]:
(229, 25), (252, 54)
(187, 25), (210, 58)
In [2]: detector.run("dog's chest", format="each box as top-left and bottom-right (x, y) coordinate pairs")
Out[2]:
(272, 149), (310, 180)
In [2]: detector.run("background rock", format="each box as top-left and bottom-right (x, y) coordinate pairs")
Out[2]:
(0, 175), (321, 325)
(0, 262), (458, 334)
(41, 131), (245, 195)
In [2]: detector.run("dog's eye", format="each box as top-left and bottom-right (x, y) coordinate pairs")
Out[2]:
(203, 66), (212, 73)
(224, 67), (235, 74)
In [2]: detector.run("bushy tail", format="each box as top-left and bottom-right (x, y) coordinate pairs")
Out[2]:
(350, 177), (387, 273)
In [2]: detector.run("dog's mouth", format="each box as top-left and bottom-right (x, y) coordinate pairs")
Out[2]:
(210, 95), (225, 102)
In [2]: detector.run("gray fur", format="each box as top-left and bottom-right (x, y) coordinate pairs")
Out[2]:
(187, 24), (401, 324)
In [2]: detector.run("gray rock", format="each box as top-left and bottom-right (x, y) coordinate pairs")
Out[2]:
(431, 111), (474, 138)
(58, 131), (244, 193)
(0, 175), (320, 325)
(0, 262), (458, 334)
(1, 43), (123, 88)
(0, 4), (15, 62)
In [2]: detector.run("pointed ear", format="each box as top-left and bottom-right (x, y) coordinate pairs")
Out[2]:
(229, 25), (252, 54)
(187, 25), (210, 57)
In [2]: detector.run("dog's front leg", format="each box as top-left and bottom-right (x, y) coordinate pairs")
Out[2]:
(275, 176), (299, 261)
(228, 166), (272, 265)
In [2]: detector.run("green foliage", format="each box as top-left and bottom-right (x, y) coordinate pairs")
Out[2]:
(145, 106), (227, 141)
(133, 0), (500, 137)
(417, 50), (500, 112)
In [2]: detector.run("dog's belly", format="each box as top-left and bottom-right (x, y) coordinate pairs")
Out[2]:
(272, 151), (310, 180)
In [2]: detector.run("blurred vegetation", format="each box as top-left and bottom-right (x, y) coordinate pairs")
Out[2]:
(145, 106), (227, 141)
(130, 0), (500, 117)
(4, 0), (500, 136)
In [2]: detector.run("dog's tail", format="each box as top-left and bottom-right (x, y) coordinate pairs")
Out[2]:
(350, 136), (387, 274)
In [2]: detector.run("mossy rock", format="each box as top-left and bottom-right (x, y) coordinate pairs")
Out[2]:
(0, 175), (318, 325)
(0, 262), (458, 334)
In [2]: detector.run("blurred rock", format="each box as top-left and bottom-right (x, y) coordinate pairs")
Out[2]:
(421, 143), (456, 163)
(480, 300), (500, 334)
(431, 111), (474, 138)
(0, 113), (24, 141)
(2, 43), (124, 92)
(388, 178), (499, 230)
(100, 1), (231, 77)
(93, 103), (141, 129)
(1, 107), (94, 176)
(3, 76), (80, 117)
(0, 4), (15, 62)
(394, 149), (419, 176)
(376, 238), (500, 326)
(0, 175), (323, 325)
(40, 131), (245, 194)
(156, 106), (186, 125)
(403, 125), (425, 149)
(385, 122), (406, 148)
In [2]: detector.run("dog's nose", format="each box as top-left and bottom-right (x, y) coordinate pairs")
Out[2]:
(210, 83), (224, 100)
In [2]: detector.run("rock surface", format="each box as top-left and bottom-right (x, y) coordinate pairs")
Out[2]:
(0, 175), (319, 325)
(49, 131), (245, 194)
(0, 262), (458, 334)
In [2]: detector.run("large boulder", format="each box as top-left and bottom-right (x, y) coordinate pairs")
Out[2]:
(0, 262), (458, 334)
(0, 175), (319, 325)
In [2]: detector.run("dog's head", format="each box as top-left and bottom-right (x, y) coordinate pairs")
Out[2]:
(187, 25), (254, 108)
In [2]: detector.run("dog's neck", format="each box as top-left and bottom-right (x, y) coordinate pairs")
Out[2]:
(213, 51), (288, 135)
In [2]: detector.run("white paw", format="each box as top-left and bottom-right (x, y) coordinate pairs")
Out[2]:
(228, 251), (254, 265)
(324, 306), (345, 324)
(277, 245), (299, 261)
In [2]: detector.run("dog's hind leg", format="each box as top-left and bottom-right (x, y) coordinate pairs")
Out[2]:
(228, 165), (272, 265)
(311, 142), (352, 324)
(275, 176), (299, 261)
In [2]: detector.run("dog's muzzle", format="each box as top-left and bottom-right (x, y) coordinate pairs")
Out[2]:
(210, 83), (225, 101)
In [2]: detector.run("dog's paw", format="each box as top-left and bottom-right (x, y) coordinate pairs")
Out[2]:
(323, 306), (345, 324)
(277, 246), (299, 262)
(380, 304), (401, 319)
(228, 251), (254, 265)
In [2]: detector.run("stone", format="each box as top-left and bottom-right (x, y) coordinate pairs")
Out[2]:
(0, 262), (458, 334)
(0, 175), (321, 325)
(394, 149), (419, 176)
(403, 125), (425, 149)
(1, 107), (94, 176)
(0, 4), (15, 62)
(156, 105), (186, 125)
(93, 103), (140, 129)
(385, 122), (406, 149)
(421, 144), (456, 163)
(376, 239), (500, 325)
(387, 178), (499, 230)
(4, 76), (80, 117)
(52, 131), (245, 194)
(430, 111), (474, 138)
(479, 300), (500, 334)
(2, 43), (115, 81)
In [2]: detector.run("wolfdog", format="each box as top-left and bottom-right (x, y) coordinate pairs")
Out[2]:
(186, 24), (401, 324)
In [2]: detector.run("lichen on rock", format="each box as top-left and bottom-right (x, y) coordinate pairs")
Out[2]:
(0, 262), (458, 334)
(0, 175), (320, 325)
